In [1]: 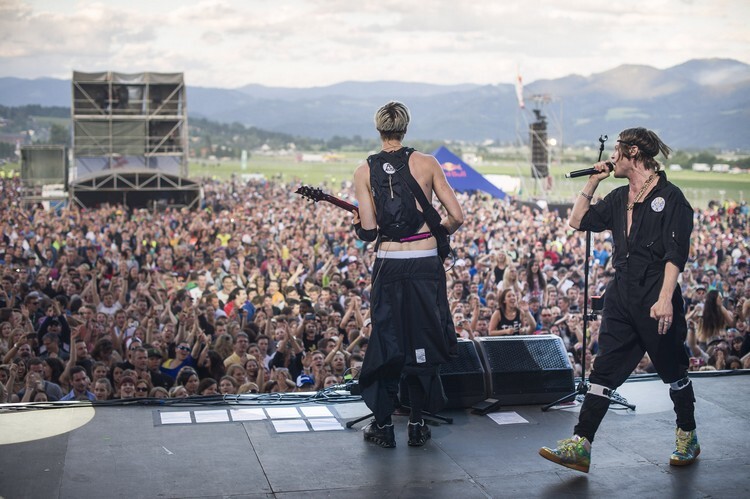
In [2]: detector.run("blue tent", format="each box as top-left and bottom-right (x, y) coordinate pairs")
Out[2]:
(432, 146), (506, 199)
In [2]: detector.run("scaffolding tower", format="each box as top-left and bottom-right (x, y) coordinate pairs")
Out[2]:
(71, 71), (188, 177)
(70, 71), (199, 209)
(515, 94), (564, 200)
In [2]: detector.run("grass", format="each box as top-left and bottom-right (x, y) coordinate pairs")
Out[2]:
(3, 153), (748, 209)
(189, 154), (750, 208)
(31, 116), (70, 127)
(190, 153), (365, 189)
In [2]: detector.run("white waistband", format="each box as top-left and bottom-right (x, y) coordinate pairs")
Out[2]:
(376, 248), (438, 259)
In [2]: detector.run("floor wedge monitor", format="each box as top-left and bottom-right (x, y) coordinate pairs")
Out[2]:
(474, 335), (574, 405)
(400, 339), (487, 409)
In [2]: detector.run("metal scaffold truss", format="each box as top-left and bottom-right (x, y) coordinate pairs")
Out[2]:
(70, 170), (200, 210)
(68, 70), (199, 209)
(515, 94), (564, 201)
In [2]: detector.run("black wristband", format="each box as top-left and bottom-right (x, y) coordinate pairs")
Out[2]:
(355, 224), (378, 242)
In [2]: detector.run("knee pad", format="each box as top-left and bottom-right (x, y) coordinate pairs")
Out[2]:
(669, 377), (691, 391)
(588, 383), (615, 399)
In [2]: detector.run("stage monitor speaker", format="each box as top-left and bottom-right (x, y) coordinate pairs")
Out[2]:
(474, 335), (573, 405)
(400, 339), (487, 409)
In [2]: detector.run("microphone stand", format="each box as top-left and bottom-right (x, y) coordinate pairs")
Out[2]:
(542, 135), (635, 412)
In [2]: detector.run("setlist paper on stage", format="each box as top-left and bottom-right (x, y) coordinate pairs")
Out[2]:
(488, 412), (529, 425)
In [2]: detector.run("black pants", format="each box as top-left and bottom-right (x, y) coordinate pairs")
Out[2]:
(359, 255), (455, 424)
(575, 273), (695, 441)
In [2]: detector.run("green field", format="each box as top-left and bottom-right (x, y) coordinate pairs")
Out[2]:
(190, 154), (750, 208)
(2, 153), (747, 209)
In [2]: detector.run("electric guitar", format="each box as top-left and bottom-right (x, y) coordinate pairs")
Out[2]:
(294, 185), (358, 213)
(295, 185), (453, 262)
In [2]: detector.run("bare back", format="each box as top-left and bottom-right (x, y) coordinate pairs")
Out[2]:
(354, 149), (463, 252)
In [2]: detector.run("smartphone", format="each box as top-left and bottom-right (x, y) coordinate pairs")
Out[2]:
(304, 313), (315, 320)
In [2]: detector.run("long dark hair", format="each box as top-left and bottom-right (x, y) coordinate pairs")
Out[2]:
(44, 357), (66, 385)
(91, 338), (115, 362)
(699, 289), (727, 342)
(175, 367), (199, 387)
(618, 127), (671, 171)
(526, 260), (546, 294)
(197, 350), (225, 381)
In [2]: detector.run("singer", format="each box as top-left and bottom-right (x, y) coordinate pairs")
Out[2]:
(539, 127), (699, 472)
(353, 101), (463, 448)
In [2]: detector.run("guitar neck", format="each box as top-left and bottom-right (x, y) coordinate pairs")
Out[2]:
(295, 185), (358, 213)
(322, 195), (357, 213)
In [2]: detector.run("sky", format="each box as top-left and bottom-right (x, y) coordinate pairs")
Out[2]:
(1, 0), (749, 89)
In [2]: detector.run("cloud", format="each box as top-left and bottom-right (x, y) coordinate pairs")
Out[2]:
(0, 0), (748, 88)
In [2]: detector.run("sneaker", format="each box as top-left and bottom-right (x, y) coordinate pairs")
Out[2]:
(670, 428), (700, 466)
(407, 420), (431, 447)
(539, 435), (591, 473)
(363, 420), (396, 448)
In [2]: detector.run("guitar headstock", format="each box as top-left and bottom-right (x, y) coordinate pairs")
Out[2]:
(295, 185), (326, 203)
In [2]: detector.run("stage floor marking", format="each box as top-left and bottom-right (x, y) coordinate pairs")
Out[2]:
(0, 406), (95, 445)
(157, 405), (344, 433)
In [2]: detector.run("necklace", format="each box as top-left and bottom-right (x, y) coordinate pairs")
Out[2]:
(626, 173), (656, 211)
(382, 141), (403, 152)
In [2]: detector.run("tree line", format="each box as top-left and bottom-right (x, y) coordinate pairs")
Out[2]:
(0, 105), (747, 168)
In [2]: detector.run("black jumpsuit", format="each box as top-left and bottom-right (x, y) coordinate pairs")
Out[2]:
(574, 171), (697, 441)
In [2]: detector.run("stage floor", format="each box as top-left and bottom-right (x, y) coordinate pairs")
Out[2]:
(1, 374), (749, 499)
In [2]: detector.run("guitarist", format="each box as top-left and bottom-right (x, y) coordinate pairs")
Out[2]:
(353, 101), (463, 448)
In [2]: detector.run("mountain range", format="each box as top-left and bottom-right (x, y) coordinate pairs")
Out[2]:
(1, 58), (748, 149)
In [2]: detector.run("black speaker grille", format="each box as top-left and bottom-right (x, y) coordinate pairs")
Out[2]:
(400, 339), (486, 409)
(474, 335), (574, 404)
(481, 336), (568, 372)
(439, 340), (483, 375)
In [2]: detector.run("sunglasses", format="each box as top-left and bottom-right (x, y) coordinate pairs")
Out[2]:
(136, 386), (148, 392)
(178, 346), (191, 352)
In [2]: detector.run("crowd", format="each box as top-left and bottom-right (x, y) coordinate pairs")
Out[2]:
(0, 172), (748, 403)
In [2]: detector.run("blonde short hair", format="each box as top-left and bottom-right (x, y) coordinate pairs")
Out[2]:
(374, 101), (410, 140)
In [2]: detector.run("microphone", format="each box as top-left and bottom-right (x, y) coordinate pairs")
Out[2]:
(565, 161), (614, 179)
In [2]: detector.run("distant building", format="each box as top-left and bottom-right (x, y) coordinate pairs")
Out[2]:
(712, 164), (730, 173)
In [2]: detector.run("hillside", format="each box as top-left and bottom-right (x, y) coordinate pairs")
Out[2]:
(1, 59), (748, 149)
